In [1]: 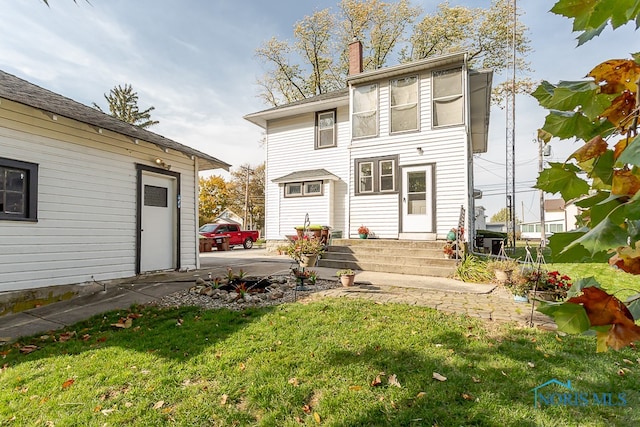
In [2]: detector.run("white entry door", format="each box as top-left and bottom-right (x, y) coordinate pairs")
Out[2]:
(140, 172), (176, 272)
(402, 165), (434, 233)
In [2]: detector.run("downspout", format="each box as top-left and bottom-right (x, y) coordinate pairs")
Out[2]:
(464, 53), (474, 249)
(194, 157), (200, 270)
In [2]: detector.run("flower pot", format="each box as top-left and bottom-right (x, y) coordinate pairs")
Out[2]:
(358, 233), (368, 239)
(513, 294), (528, 303)
(339, 274), (355, 287)
(528, 290), (560, 302)
(299, 254), (318, 267)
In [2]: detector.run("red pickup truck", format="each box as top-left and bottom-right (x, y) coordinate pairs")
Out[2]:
(198, 223), (260, 249)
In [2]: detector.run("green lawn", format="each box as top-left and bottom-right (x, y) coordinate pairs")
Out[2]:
(1, 299), (637, 426)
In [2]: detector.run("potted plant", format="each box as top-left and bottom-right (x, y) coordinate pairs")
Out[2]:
(526, 270), (571, 301)
(486, 259), (519, 284)
(358, 225), (369, 239)
(285, 237), (325, 267)
(336, 268), (355, 286)
(443, 242), (455, 259)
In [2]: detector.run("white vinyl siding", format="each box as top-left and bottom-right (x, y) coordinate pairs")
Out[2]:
(264, 107), (349, 241)
(0, 101), (199, 292)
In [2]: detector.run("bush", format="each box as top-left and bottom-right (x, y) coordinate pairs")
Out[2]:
(454, 255), (493, 283)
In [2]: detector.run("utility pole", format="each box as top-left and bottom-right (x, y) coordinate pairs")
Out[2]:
(538, 135), (546, 247)
(505, 0), (517, 252)
(240, 165), (253, 229)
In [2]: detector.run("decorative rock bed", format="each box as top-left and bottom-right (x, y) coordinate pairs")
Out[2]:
(152, 274), (342, 311)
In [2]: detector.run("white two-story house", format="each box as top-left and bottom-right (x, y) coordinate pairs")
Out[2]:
(244, 41), (492, 248)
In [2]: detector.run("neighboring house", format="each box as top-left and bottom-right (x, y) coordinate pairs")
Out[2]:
(214, 208), (243, 228)
(519, 198), (580, 240)
(245, 41), (492, 247)
(0, 70), (230, 293)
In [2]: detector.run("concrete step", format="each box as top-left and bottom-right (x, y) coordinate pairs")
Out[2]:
(318, 239), (458, 277)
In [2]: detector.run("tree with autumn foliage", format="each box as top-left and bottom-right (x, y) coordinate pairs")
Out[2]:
(199, 175), (229, 227)
(226, 164), (265, 232)
(533, 0), (640, 351)
(256, 0), (531, 107)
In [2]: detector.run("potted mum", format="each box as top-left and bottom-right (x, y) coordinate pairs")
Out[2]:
(336, 268), (355, 286)
(358, 225), (369, 239)
(286, 237), (324, 267)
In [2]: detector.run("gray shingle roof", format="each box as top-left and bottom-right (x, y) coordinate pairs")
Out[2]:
(0, 70), (230, 171)
(272, 168), (340, 183)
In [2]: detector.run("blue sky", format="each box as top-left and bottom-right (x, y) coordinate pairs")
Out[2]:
(1, 0), (638, 219)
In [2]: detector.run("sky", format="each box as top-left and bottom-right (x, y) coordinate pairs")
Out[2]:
(1, 0), (639, 221)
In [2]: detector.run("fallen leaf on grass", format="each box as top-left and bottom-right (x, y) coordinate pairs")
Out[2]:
(220, 394), (228, 405)
(97, 337), (107, 343)
(0, 350), (10, 358)
(623, 358), (634, 365)
(388, 374), (402, 388)
(61, 379), (75, 389)
(462, 392), (475, 401)
(20, 345), (39, 354)
(313, 412), (321, 423)
(371, 373), (384, 387)
(349, 385), (362, 391)
(153, 400), (164, 409)
(472, 376), (481, 383)
(555, 335), (563, 342)
(432, 372), (447, 382)
(239, 363), (246, 371)
(527, 362), (535, 368)
(302, 404), (311, 414)
(1, 363), (8, 373)
(111, 317), (132, 329)
(101, 408), (115, 416)
(288, 377), (299, 387)
(58, 331), (76, 342)
(81, 334), (91, 341)
(416, 392), (427, 398)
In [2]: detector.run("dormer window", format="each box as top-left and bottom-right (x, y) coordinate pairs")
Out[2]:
(390, 76), (418, 133)
(432, 68), (463, 127)
(316, 109), (336, 148)
(352, 84), (378, 138)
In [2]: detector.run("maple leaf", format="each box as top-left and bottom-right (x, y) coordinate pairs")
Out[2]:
(569, 135), (608, 162)
(588, 59), (640, 95)
(567, 286), (640, 350)
(535, 162), (590, 201)
(616, 134), (640, 165)
(600, 91), (637, 133)
(609, 245), (640, 274)
(612, 169), (640, 197)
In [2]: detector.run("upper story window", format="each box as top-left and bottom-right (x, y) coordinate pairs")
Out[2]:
(352, 84), (378, 138)
(390, 76), (418, 133)
(0, 157), (38, 221)
(432, 67), (463, 127)
(316, 110), (337, 148)
(355, 156), (398, 195)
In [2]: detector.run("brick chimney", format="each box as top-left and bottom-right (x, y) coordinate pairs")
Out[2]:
(348, 39), (363, 76)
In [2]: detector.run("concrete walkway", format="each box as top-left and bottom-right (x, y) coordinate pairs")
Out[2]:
(0, 249), (554, 343)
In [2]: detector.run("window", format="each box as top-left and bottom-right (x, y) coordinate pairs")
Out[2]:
(390, 76), (418, 133)
(379, 160), (395, 191)
(316, 110), (336, 148)
(355, 156), (398, 195)
(0, 157), (38, 221)
(432, 68), (463, 127)
(548, 223), (564, 233)
(358, 162), (373, 193)
(284, 181), (323, 198)
(352, 84), (378, 138)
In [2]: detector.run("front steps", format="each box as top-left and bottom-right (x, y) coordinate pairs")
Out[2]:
(317, 238), (458, 277)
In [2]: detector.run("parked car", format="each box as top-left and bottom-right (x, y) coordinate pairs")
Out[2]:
(198, 223), (260, 249)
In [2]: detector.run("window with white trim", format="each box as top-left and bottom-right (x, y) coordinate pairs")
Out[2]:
(316, 110), (336, 148)
(432, 68), (463, 127)
(390, 76), (418, 133)
(0, 157), (38, 221)
(284, 180), (323, 198)
(352, 84), (378, 138)
(355, 156), (398, 195)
